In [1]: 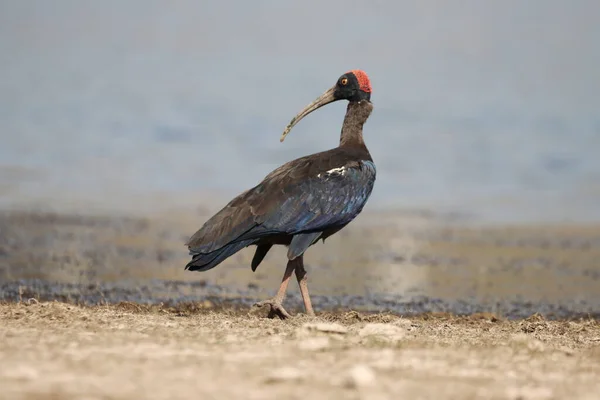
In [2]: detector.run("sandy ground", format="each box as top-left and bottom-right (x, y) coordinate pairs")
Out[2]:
(1, 209), (600, 398)
(0, 302), (599, 400)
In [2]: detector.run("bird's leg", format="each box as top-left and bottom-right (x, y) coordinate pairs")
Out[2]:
(252, 259), (295, 319)
(294, 256), (315, 316)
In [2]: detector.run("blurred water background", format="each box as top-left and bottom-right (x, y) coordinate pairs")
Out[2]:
(1, 0), (599, 224)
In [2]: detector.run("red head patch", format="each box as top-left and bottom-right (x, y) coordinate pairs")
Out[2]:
(347, 69), (372, 93)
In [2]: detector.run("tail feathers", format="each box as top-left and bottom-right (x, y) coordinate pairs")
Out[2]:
(251, 244), (273, 272)
(185, 240), (253, 272)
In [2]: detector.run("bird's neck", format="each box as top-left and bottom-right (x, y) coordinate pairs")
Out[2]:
(339, 100), (373, 149)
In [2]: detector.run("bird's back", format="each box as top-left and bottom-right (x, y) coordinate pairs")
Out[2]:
(185, 145), (375, 270)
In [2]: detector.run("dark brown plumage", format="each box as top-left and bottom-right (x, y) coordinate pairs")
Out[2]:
(185, 71), (376, 318)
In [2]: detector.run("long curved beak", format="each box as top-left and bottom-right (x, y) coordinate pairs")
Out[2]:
(280, 86), (337, 142)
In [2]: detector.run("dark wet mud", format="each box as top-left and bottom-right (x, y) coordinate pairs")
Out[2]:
(2, 278), (600, 320)
(1, 210), (599, 320)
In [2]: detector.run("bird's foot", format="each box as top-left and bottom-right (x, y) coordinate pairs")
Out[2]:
(250, 298), (292, 320)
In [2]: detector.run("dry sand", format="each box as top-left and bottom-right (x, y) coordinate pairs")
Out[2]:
(1, 301), (600, 400)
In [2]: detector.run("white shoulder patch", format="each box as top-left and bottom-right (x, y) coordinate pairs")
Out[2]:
(326, 166), (347, 175)
(317, 166), (347, 178)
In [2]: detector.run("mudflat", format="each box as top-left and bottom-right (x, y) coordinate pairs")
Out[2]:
(1, 209), (600, 317)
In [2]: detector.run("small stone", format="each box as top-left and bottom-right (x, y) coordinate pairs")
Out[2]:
(345, 364), (376, 388)
(301, 322), (348, 334)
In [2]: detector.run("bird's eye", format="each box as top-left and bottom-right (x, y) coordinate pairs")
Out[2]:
(340, 78), (348, 86)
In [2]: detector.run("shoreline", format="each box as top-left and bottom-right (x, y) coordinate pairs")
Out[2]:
(1, 208), (599, 320)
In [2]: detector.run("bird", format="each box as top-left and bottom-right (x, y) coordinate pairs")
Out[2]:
(184, 70), (376, 319)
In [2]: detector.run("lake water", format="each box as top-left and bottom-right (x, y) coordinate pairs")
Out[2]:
(1, 1), (599, 224)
